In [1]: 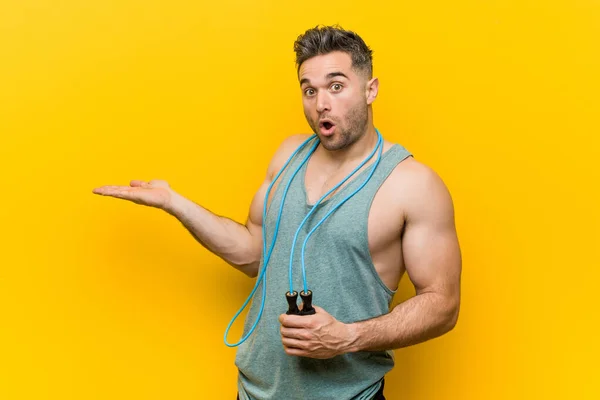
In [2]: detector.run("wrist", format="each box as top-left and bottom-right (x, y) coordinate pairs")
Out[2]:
(163, 190), (185, 216)
(343, 322), (362, 353)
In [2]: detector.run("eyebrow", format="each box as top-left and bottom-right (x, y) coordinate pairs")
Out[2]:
(300, 71), (349, 87)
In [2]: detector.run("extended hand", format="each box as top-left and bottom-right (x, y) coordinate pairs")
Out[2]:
(92, 179), (173, 210)
(279, 305), (355, 359)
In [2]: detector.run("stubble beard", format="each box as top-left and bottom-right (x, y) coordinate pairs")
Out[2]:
(307, 101), (369, 152)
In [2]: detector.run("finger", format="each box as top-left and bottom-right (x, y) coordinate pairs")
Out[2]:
(283, 346), (306, 357)
(280, 327), (309, 340)
(92, 185), (130, 195)
(92, 186), (139, 200)
(281, 337), (306, 349)
(280, 314), (310, 329)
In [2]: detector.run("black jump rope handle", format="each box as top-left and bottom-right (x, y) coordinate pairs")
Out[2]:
(286, 291), (300, 315)
(285, 290), (316, 316)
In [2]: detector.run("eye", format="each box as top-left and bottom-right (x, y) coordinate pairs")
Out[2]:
(331, 83), (343, 92)
(304, 88), (316, 96)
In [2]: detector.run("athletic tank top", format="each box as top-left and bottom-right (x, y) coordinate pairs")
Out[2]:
(235, 135), (413, 399)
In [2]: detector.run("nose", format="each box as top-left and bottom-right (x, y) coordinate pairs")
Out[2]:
(316, 91), (331, 114)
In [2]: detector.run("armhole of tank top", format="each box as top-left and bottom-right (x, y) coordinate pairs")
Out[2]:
(360, 150), (414, 298)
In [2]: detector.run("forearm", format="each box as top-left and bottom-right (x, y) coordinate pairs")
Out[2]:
(164, 192), (259, 276)
(346, 292), (459, 352)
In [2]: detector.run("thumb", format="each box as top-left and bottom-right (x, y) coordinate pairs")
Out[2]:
(130, 180), (148, 187)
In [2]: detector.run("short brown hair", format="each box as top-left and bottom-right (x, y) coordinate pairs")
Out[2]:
(293, 25), (374, 78)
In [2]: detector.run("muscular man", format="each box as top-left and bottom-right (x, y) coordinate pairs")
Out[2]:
(93, 25), (462, 400)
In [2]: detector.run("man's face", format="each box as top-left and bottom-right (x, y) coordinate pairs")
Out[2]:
(298, 51), (375, 151)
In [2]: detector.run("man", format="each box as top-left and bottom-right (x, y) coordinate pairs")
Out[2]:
(93, 25), (461, 400)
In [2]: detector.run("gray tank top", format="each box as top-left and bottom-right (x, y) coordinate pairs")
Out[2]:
(235, 135), (413, 399)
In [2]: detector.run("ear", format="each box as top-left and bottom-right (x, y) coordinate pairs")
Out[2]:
(365, 77), (379, 105)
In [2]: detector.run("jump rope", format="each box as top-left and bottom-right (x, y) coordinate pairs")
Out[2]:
(224, 128), (384, 347)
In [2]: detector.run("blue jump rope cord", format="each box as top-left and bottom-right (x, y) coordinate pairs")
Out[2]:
(288, 130), (383, 294)
(298, 132), (383, 294)
(224, 129), (383, 347)
(224, 135), (318, 347)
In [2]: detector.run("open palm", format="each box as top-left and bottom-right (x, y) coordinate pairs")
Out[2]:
(92, 179), (173, 209)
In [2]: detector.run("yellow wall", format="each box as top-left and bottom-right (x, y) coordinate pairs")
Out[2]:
(1, 1), (598, 399)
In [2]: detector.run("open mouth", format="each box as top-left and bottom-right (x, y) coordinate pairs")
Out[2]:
(319, 120), (336, 135)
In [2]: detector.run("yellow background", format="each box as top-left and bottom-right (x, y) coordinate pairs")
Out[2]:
(1, 0), (598, 399)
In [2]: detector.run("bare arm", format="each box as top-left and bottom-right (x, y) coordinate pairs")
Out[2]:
(93, 179), (263, 277)
(164, 191), (263, 277)
(165, 134), (310, 277)
(346, 164), (462, 351)
(93, 134), (310, 278)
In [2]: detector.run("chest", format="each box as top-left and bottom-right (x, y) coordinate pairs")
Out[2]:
(302, 161), (405, 252)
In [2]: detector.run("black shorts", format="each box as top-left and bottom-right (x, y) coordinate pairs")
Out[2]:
(236, 379), (386, 399)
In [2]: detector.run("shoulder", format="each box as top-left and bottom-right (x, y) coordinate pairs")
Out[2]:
(387, 154), (455, 224)
(278, 133), (314, 154)
(267, 133), (314, 179)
